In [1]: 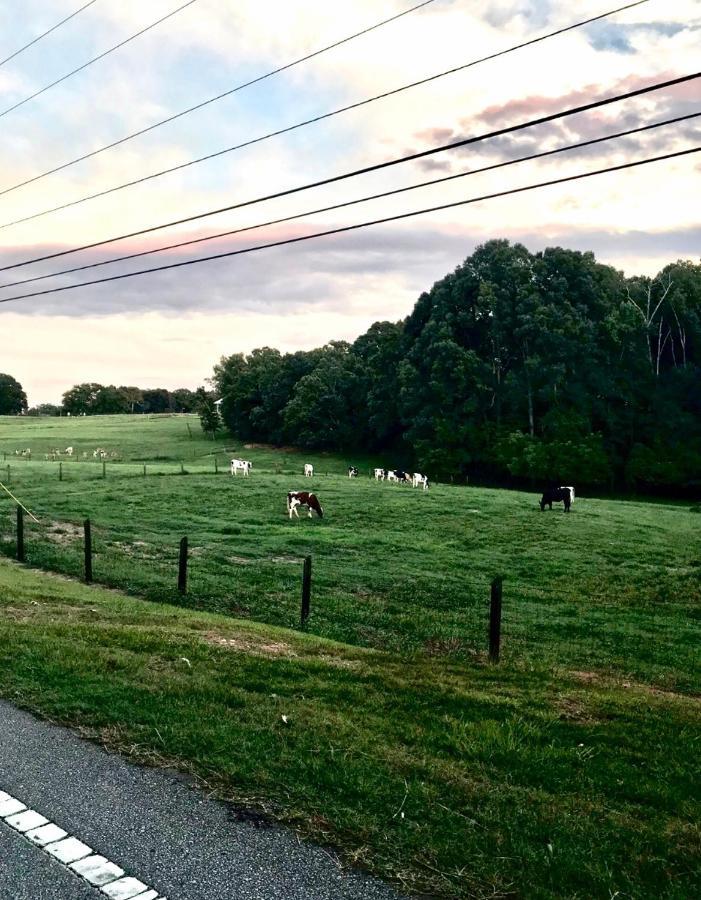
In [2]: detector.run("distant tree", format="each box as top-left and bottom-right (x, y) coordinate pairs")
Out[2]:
(171, 388), (198, 413)
(195, 388), (221, 438)
(118, 386), (144, 413)
(92, 385), (130, 414)
(27, 403), (61, 417)
(62, 383), (103, 415)
(141, 389), (172, 414)
(0, 373), (28, 415)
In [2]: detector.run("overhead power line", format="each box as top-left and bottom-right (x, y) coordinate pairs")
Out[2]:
(0, 144), (697, 307)
(0, 0), (100, 69)
(0, 0), (651, 214)
(0, 0), (438, 199)
(3, 110), (697, 292)
(0, 0), (199, 121)
(1, 68), (697, 274)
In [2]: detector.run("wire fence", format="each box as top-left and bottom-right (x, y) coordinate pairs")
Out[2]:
(0, 463), (698, 690)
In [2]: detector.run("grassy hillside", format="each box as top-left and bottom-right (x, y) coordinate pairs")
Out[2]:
(0, 559), (698, 899)
(0, 415), (698, 691)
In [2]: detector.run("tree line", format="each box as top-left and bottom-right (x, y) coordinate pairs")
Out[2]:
(213, 241), (701, 492)
(0, 381), (207, 417)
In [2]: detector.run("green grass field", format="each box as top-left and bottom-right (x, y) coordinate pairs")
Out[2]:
(0, 414), (699, 898)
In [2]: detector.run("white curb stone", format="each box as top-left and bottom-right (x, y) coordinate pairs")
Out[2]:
(70, 854), (125, 886)
(0, 796), (26, 817)
(4, 809), (49, 832)
(45, 836), (93, 864)
(102, 876), (151, 899)
(25, 822), (68, 846)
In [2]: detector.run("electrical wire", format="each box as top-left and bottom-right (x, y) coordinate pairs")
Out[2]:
(0, 144), (697, 305)
(0, 0), (438, 198)
(2, 110), (697, 291)
(0, 0), (199, 120)
(0, 0), (651, 215)
(0, 0), (100, 69)
(1, 68), (697, 273)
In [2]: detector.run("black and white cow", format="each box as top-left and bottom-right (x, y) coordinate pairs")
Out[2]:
(287, 491), (324, 518)
(348, 466), (359, 478)
(412, 472), (429, 490)
(373, 468), (385, 481)
(540, 486), (574, 512)
(230, 458), (252, 476)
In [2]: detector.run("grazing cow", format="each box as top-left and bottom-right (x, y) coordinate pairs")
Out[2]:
(386, 470), (398, 482)
(412, 473), (429, 490)
(287, 491), (324, 519)
(230, 458), (252, 476)
(304, 463), (314, 477)
(540, 486), (574, 512)
(561, 485), (575, 504)
(374, 468), (385, 481)
(65, 447), (74, 457)
(348, 466), (359, 478)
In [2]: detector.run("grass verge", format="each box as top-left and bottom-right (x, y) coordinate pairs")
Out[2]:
(1, 559), (698, 899)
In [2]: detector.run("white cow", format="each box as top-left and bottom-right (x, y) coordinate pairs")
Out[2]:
(374, 468), (385, 481)
(386, 470), (399, 482)
(304, 463), (314, 477)
(65, 447), (74, 457)
(230, 458), (252, 476)
(412, 473), (429, 490)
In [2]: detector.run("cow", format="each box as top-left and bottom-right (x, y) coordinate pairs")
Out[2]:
(374, 468), (385, 481)
(304, 463), (314, 477)
(412, 473), (429, 490)
(287, 491), (324, 519)
(65, 447), (74, 457)
(230, 458), (252, 476)
(540, 486), (574, 512)
(348, 466), (359, 478)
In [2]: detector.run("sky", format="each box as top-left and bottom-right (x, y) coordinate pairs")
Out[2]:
(0, 0), (698, 405)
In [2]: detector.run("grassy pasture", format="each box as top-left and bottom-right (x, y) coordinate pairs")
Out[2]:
(0, 414), (699, 896)
(0, 415), (698, 689)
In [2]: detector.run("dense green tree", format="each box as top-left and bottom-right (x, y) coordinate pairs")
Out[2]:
(0, 374), (27, 415)
(211, 241), (701, 491)
(141, 389), (172, 414)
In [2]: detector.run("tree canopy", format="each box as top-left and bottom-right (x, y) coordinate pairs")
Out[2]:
(213, 241), (701, 492)
(0, 373), (28, 415)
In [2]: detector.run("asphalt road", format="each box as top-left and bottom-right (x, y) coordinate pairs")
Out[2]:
(0, 701), (402, 900)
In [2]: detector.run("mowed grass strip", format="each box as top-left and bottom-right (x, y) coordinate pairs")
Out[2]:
(0, 559), (699, 899)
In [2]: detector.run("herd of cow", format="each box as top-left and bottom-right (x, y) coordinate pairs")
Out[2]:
(230, 457), (575, 518)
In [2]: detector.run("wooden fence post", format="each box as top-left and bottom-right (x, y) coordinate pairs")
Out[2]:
(178, 536), (188, 594)
(84, 519), (92, 583)
(489, 577), (503, 663)
(16, 506), (24, 563)
(143, 464), (146, 477)
(214, 457), (218, 475)
(180, 462), (185, 475)
(59, 462), (63, 482)
(301, 555), (312, 626)
(102, 460), (106, 479)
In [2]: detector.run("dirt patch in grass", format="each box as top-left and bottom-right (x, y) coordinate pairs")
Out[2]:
(45, 521), (83, 544)
(570, 669), (699, 702)
(554, 694), (599, 723)
(203, 631), (298, 657)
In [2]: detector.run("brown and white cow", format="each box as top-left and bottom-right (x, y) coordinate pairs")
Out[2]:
(287, 491), (324, 519)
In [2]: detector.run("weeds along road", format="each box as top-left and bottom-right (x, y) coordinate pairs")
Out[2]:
(0, 702), (401, 900)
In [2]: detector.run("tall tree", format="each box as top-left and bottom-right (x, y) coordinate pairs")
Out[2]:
(0, 374), (28, 415)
